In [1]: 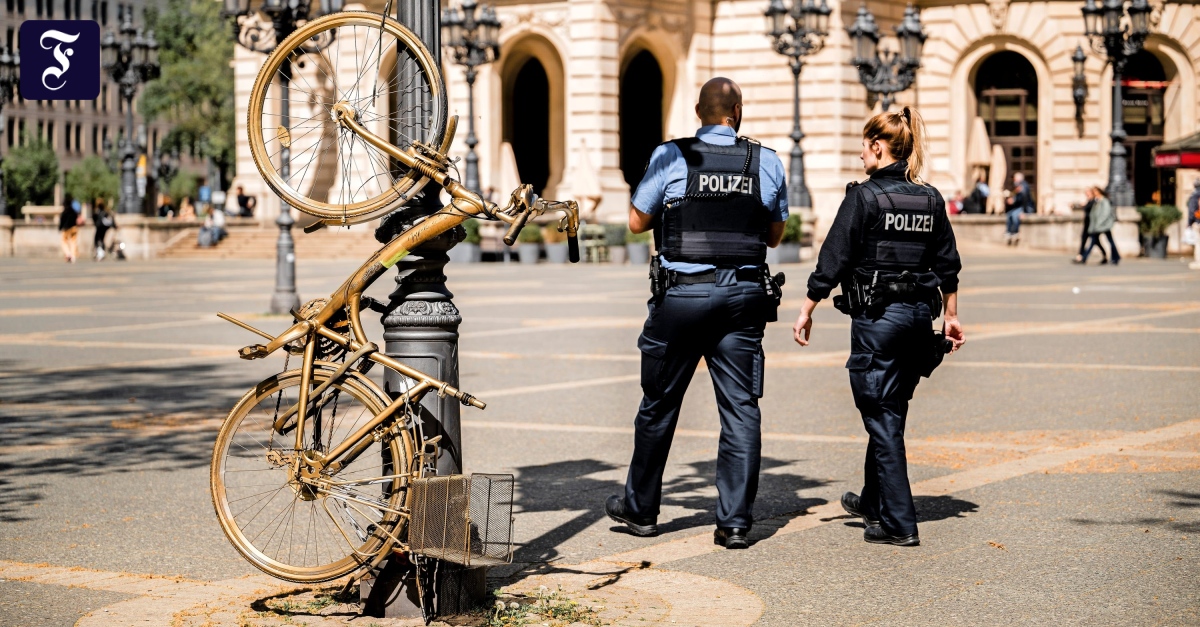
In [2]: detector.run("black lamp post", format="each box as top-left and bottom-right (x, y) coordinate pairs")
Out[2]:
(1082, 0), (1152, 207)
(441, 0), (500, 195)
(764, 0), (830, 209)
(101, 7), (159, 215)
(1072, 44), (1088, 138)
(220, 0), (343, 314)
(0, 47), (19, 218)
(847, 4), (926, 112)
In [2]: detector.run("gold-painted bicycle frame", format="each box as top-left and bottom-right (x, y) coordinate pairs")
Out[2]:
(218, 103), (580, 564)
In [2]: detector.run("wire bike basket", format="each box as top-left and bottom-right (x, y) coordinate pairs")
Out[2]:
(408, 474), (515, 566)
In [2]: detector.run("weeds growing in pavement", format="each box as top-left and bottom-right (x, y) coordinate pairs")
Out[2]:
(483, 585), (603, 627)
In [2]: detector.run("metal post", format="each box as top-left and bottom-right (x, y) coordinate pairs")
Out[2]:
(270, 63), (301, 314)
(120, 82), (138, 214)
(366, 0), (482, 617)
(464, 67), (479, 193)
(1107, 60), (1134, 206)
(789, 61), (811, 209)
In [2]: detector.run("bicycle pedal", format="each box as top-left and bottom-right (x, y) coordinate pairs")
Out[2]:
(239, 344), (269, 360)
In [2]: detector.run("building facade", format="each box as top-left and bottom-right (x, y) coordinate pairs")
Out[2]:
(0, 0), (206, 213)
(232, 0), (1199, 238)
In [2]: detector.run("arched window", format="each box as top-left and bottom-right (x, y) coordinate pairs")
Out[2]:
(619, 50), (664, 191)
(976, 51), (1038, 188)
(506, 58), (550, 196)
(1122, 50), (1169, 205)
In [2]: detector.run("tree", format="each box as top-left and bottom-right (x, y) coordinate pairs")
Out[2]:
(65, 156), (120, 209)
(4, 138), (59, 212)
(166, 172), (199, 203)
(141, 0), (235, 186)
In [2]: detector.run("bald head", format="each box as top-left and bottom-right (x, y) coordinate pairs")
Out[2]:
(696, 77), (742, 128)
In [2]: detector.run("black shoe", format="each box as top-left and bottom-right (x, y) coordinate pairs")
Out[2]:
(863, 525), (920, 546)
(714, 527), (750, 549)
(840, 492), (882, 527)
(604, 495), (658, 537)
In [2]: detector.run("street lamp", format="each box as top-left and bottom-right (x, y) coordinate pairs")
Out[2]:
(441, 0), (501, 194)
(847, 4), (926, 112)
(1072, 44), (1088, 138)
(0, 47), (19, 218)
(763, 0), (831, 209)
(220, 0), (343, 314)
(1082, 0), (1152, 207)
(101, 6), (159, 215)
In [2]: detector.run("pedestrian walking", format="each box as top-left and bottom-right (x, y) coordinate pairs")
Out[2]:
(58, 198), (82, 263)
(1186, 179), (1199, 257)
(962, 175), (988, 214)
(1080, 186), (1119, 265)
(93, 201), (115, 261)
(1004, 172), (1031, 245)
(1073, 188), (1107, 264)
(605, 77), (788, 550)
(792, 106), (964, 547)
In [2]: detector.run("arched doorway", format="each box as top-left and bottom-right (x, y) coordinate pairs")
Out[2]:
(619, 50), (664, 190)
(506, 58), (551, 195)
(1121, 50), (1169, 205)
(975, 51), (1038, 192)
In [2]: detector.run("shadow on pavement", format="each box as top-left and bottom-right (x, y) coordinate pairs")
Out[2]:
(1070, 490), (1200, 534)
(0, 360), (253, 520)
(500, 456), (829, 583)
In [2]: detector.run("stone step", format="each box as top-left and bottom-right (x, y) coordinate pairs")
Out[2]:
(159, 226), (382, 260)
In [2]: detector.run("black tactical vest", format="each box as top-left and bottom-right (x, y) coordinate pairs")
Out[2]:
(859, 176), (939, 273)
(654, 138), (771, 266)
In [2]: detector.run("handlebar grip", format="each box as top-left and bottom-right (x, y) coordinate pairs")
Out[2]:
(567, 234), (580, 263)
(503, 212), (531, 246)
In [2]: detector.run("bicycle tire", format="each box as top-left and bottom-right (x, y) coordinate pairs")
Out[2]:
(211, 364), (416, 583)
(246, 11), (448, 224)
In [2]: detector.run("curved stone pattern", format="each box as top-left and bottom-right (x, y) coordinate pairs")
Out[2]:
(381, 300), (463, 328)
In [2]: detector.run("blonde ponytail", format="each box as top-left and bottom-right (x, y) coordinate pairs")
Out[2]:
(863, 106), (929, 184)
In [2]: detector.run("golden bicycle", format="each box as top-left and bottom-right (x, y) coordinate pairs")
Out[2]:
(208, 9), (580, 600)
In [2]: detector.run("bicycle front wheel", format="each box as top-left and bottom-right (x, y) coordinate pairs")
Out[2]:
(247, 11), (448, 225)
(211, 364), (415, 583)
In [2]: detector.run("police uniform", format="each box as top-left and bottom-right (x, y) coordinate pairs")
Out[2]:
(806, 160), (961, 539)
(620, 125), (787, 534)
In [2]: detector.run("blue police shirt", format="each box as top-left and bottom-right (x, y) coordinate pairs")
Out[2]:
(631, 125), (789, 274)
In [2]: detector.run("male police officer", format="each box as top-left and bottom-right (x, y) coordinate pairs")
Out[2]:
(605, 78), (788, 550)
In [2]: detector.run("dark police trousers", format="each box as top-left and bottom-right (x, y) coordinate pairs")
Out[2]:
(847, 301), (934, 537)
(624, 269), (771, 530)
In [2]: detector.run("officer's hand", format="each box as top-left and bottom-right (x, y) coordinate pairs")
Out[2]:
(793, 313), (812, 346)
(945, 316), (965, 352)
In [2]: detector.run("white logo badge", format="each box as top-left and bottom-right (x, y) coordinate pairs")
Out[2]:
(39, 29), (79, 91)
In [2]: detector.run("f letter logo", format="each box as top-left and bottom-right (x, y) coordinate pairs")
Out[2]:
(19, 20), (101, 100)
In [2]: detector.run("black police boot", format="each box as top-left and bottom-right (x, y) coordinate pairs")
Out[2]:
(604, 495), (658, 537)
(713, 527), (750, 550)
(840, 491), (882, 527)
(863, 525), (920, 547)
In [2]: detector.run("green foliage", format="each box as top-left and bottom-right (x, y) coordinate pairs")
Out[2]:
(782, 213), (804, 243)
(65, 156), (119, 208)
(141, 0), (235, 179)
(1137, 204), (1183, 237)
(483, 587), (603, 627)
(517, 224), (543, 243)
(5, 137), (59, 210)
(625, 227), (652, 244)
(603, 222), (626, 246)
(462, 218), (482, 244)
(167, 173), (199, 203)
(542, 224), (569, 244)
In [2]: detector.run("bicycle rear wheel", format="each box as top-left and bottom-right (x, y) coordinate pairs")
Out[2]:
(211, 364), (415, 582)
(246, 11), (448, 225)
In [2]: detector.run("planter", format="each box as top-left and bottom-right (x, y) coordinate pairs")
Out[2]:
(447, 243), (481, 263)
(608, 245), (627, 264)
(773, 243), (801, 265)
(1145, 234), (1169, 259)
(518, 243), (540, 264)
(545, 242), (569, 263)
(765, 246), (779, 265)
(626, 242), (651, 264)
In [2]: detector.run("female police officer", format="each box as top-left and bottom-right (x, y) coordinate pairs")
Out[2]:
(792, 107), (964, 546)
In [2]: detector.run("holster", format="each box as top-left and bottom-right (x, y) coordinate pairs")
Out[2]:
(919, 328), (955, 378)
(649, 255), (667, 303)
